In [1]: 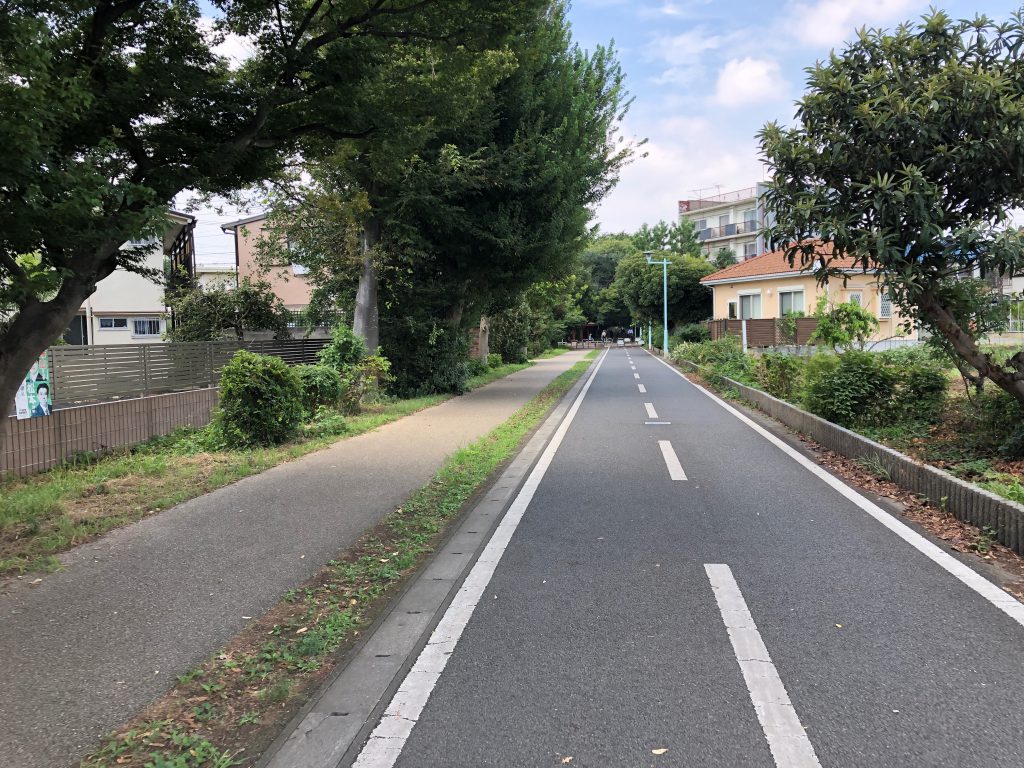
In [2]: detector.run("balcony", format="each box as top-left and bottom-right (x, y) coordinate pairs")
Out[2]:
(697, 219), (761, 241)
(681, 186), (758, 212)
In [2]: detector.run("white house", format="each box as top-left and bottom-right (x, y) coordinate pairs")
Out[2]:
(678, 183), (773, 264)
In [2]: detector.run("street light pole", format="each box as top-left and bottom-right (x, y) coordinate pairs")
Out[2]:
(644, 251), (670, 357)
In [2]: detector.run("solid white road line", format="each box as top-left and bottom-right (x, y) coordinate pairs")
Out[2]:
(705, 564), (822, 768)
(633, 372), (640, 379)
(638, 384), (647, 393)
(647, 351), (1024, 628)
(352, 350), (609, 768)
(644, 402), (658, 419)
(645, 421), (672, 425)
(658, 440), (687, 481)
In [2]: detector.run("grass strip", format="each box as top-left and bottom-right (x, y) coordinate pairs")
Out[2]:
(533, 347), (571, 359)
(80, 358), (592, 768)
(0, 362), (529, 578)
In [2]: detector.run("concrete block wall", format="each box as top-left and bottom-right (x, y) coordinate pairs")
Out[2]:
(677, 359), (1024, 556)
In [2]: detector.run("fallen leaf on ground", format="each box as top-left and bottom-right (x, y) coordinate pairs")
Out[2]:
(295, 627), (308, 634)
(652, 748), (668, 755)
(561, 758), (573, 764)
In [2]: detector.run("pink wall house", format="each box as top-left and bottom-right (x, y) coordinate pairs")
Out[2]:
(221, 213), (312, 310)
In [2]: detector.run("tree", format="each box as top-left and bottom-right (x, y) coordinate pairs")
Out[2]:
(579, 235), (637, 321)
(165, 278), (290, 341)
(759, 9), (1024, 405)
(613, 251), (714, 328)
(712, 247), (737, 270)
(632, 220), (701, 256)
(0, 0), (540, 429)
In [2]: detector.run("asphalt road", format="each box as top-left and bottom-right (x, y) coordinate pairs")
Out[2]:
(354, 347), (1024, 768)
(0, 351), (589, 768)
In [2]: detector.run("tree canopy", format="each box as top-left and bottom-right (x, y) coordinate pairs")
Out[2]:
(613, 251), (714, 328)
(760, 9), (1024, 403)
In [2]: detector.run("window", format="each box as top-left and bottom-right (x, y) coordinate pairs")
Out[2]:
(739, 293), (761, 319)
(99, 318), (128, 329)
(718, 213), (730, 227)
(696, 218), (707, 231)
(779, 290), (805, 315)
(132, 318), (161, 337)
(847, 291), (862, 306)
(743, 241), (757, 258)
(291, 264), (309, 276)
(728, 301), (738, 319)
(742, 208), (757, 223)
(879, 293), (892, 319)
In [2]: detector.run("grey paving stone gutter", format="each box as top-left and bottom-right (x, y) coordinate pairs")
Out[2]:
(677, 359), (1024, 556)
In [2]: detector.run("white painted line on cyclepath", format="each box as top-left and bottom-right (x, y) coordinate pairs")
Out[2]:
(648, 351), (1024, 629)
(638, 384), (646, 393)
(705, 564), (822, 768)
(633, 373), (640, 379)
(352, 350), (609, 768)
(658, 440), (687, 481)
(644, 402), (658, 419)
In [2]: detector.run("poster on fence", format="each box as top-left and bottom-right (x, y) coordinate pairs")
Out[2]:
(14, 352), (52, 419)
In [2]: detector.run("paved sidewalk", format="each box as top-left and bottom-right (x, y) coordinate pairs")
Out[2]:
(0, 351), (589, 768)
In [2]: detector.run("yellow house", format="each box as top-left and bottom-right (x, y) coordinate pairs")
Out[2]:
(699, 246), (917, 342)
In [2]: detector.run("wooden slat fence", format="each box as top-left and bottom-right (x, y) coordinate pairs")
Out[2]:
(49, 338), (328, 404)
(2, 388), (220, 478)
(708, 318), (818, 347)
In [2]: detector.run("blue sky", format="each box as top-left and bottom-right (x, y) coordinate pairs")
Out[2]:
(566, 0), (1024, 234)
(191, 0), (1024, 264)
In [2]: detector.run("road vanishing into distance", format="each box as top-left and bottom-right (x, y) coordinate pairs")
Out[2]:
(344, 347), (1024, 768)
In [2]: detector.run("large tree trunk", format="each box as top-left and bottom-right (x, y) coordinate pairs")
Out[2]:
(476, 315), (490, 361)
(352, 217), (380, 352)
(918, 289), (1024, 405)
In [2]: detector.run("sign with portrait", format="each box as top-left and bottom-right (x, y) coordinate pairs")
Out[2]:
(14, 352), (52, 419)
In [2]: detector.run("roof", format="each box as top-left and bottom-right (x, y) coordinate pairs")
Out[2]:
(700, 243), (871, 285)
(221, 212), (267, 232)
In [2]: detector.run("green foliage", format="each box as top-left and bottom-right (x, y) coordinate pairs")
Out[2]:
(894, 364), (948, 422)
(759, 8), (1024, 403)
(755, 353), (804, 401)
(340, 354), (394, 415)
(672, 336), (755, 385)
(466, 358), (490, 377)
(487, 353), (503, 369)
(970, 389), (1024, 458)
(382, 316), (468, 398)
(672, 323), (710, 344)
(215, 351), (304, 448)
(614, 251), (715, 327)
(293, 365), (343, 413)
(317, 325), (368, 372)
(712, 247), (736, 270)
(632, 220), (701, 257)
(165, 279), (290, 342)
(490, 302), (531, 365)
(810, 296), (879, 351)
(802, 351), (896, 428)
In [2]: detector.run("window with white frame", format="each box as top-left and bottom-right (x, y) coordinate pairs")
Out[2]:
(132, 318), (161, 337)
(718, 213), (730, 227)
(879, 292), (892, 319)
(739, 293), (761, 319)
(99, 317), (129, 329)
(728, 301), (738, 319)
(847, 291), (862, 306)
(696, 218), (707, 231)
(742, 241), (757, 258)
(779, 290), (805, 315)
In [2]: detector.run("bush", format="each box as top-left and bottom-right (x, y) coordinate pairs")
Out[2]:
(672, 323), (710, 344)
(971, 388), (1024, 458)
(382, 315), (469, 397)
(294, 364), (343, 413)
(466, 358), (489, 377)
(487, 352), (503, 369)
(340, 354), (394, 414)
(671, 336), (754, 385)
(318, 325), (368, 372)
(894, 364), (948, 421)
(215, 350), (304, 447)
(755, 353), (804, 400)
(802, 351), (896, 427)
(490, 303), (530, 364)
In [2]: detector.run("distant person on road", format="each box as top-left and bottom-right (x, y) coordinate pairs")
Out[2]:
(32, 382), (51, 417)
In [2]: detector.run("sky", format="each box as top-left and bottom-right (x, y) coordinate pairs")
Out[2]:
(190, 0), (1024, 265)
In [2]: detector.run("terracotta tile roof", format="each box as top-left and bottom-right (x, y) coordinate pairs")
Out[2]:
(700, 243), (870, 283)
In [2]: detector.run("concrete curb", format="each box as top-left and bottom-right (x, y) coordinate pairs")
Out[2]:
(677, 359), (1024, 556)
(255, 357), (596, 768)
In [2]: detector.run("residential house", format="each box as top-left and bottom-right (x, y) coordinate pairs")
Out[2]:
(699, 245), (917, 343)
(220, 213), (312, 311)
(678, 183), (773, 263)
(194, 263), (238, 289)
(64, 211), (196, 345)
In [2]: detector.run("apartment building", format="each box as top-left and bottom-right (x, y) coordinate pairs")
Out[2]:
(678, 183), (772, 264)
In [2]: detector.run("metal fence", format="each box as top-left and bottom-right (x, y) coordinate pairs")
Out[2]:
(48, 338), (328, 405)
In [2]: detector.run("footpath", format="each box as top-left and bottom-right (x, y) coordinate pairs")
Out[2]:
(0, 350), (589, 768)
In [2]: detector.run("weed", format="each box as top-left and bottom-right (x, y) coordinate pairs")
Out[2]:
(191, 702), (216, 722)
(856, 453), (891, 481)
(175, 668), (204, 685)
(970, 525), (999, 554)
(236, 711), (260, 727)
(261, 680), (292, 703)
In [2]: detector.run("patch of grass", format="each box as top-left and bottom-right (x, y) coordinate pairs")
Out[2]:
(980, 472), (1024, 505)
(465, 362), (530, 389)
(856, 453), (891, 481)
(533, 347), (570, 359)
(0, 366), (539, 578)
(80, 359), (593, 768)
(584, 349), (600, 360)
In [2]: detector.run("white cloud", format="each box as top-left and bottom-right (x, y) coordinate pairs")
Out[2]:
(645, 28), (725, 84)
(592, 117), (768, 233)
(638, 1), (712, 19)
(198, 18), (256, 69)
(788, 0), (922, 47)
(713, 58), (787, 107)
